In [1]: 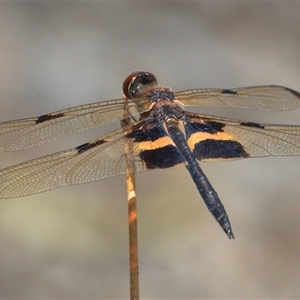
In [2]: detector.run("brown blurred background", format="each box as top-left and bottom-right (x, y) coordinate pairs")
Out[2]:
(1, 2), (300, 299)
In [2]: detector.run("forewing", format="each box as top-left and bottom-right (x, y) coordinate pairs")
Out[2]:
(176, 85), (300, 111)
(0, 98), (149, 152)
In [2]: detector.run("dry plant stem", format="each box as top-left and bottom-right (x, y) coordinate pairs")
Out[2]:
(122, 98), (139, 300)
(127, 171), (139, 300)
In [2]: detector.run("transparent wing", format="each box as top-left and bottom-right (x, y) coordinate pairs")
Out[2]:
(2, 113), (300, 198)
(0, 97), (149, 152)
(194, 114), (300, 162)
(176, 85), (300, 111)
(0, 128), (149, 199)
(3, 85), (300, 153)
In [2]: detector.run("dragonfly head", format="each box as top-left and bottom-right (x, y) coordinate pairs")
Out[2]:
(123, 71), (158, 99)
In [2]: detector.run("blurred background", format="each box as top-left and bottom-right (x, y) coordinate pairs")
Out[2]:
(1, 2), (300, 299)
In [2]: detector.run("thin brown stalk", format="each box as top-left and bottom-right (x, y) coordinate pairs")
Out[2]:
(126, 171), (139, 300)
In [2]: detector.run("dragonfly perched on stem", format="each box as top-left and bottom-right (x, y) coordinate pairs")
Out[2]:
(1, 71), (300, 239)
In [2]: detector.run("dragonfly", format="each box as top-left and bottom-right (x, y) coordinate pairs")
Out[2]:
(1, 71), (300, 239)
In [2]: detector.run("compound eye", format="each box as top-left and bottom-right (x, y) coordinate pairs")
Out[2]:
(122, 71), (158, 99)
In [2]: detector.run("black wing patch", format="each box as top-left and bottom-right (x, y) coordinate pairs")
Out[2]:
(126, 124), (186, 169)
(185, 121), (249, 161)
